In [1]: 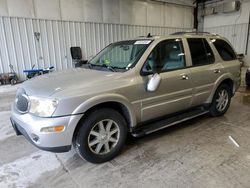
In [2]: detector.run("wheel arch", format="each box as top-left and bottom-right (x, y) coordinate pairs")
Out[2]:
(206, 74), (234, 104)
(70, 94), (137, 144)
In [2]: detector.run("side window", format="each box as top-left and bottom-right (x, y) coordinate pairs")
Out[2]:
(142, 39), (185, 74)
(203, 39), (215, 63)
(142, 45), (160, 73)
(210, 39), (236, 61)
(187, 38), (214, 66)
(161, 39), (186, 71)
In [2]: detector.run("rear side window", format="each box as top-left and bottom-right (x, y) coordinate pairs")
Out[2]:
(187, 38), (215, 66)
(211, 39), (236, 61)
(203, 39), (215, 63)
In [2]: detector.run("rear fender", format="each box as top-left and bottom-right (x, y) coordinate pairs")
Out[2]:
(205, 73), (235, 104)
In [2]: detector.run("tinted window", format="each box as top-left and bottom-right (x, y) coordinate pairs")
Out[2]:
(203, 39), (215, 63)
(142, 39), (185, 74)
(211, 39), (236, 61)
(187, 38), (214, 66)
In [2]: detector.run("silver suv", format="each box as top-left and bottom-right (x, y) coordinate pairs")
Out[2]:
(10, 32), (241, 163)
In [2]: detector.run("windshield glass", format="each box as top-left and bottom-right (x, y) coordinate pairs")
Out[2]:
(88, 40), (152, 71)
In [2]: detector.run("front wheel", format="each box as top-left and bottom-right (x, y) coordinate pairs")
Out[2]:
(209, 84), (232, 117)
(74, 108), (127, 163)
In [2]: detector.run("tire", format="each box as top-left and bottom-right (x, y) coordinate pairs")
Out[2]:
(209, 84), (232, 117)
(10, 79), (17, 85)
(74, 108), (127, 163)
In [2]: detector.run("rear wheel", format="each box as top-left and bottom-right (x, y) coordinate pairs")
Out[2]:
(74, 108), (127, 163)
(209, 84), (232, 117)
(10, 79), (17, 85)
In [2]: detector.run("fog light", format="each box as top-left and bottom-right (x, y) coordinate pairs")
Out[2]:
(40, 125), (65, 133)
(31, 133), (39, 142)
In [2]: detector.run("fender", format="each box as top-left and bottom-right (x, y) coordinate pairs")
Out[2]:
(71, 93), (137, 128)
(205, 73), (235, 104)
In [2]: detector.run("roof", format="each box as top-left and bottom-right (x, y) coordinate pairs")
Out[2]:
(171, 31), (220, 37)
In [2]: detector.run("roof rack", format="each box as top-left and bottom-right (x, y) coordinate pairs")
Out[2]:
(171, 31), (218, 36)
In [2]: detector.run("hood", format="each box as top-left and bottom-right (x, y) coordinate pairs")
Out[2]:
(22, 68), (122, 97)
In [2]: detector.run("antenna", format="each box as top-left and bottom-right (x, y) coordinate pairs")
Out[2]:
(147, 33), (152, 38)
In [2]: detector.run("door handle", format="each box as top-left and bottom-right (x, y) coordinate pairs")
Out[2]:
(180, 74), (189, 80)
(214, 69), (221, 74)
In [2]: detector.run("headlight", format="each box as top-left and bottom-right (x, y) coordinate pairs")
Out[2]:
(29, 96), (58, 117)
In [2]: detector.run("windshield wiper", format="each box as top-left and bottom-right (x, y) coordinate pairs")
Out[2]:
(86, 62), (93, 69)
(90, 63), (116, 72)
(102, 64), (116, 72)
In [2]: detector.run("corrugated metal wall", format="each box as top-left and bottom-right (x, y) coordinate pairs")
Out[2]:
(0, 17), (191, 78)
(204, 23), (248, 54)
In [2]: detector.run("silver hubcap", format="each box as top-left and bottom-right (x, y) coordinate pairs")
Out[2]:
(88, 119), (120, 155)
(216, 89), (229, 112)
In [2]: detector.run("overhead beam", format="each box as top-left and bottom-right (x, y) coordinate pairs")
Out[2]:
(149, 0), (196, 8)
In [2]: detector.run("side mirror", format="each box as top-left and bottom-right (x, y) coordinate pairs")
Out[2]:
(75, 60), (88, 67)
(147, 73), (161, 92)
(70, 47), (82, 60)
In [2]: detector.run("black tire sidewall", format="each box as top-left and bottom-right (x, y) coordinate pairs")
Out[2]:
(75, 108), (127, 163)
(10, 79), (16, 85)
(209, 84), (231, 116)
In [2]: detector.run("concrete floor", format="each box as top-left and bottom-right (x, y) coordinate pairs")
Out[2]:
(0, 68), (250, 188)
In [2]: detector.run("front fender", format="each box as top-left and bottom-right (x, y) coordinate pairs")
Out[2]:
(72, 93), (137, 128)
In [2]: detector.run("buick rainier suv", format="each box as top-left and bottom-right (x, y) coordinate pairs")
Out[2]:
(11, 32), (241, 163)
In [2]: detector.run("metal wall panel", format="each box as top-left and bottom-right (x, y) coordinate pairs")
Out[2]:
(0, 17), (191, 79)
(204, 23), (248, 54)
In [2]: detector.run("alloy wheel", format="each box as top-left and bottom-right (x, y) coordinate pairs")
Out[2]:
(87, 119), (120, 155)
(216, 89), (229, 112)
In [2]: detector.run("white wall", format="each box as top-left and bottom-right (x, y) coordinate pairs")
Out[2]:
(203, 0), (250, 66)
(204, 1), (250, 28)
(0, 0), (194, 27)
(0, 0), (194, 77)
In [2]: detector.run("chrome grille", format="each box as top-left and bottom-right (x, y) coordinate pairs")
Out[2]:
(15, 89), (29, 113)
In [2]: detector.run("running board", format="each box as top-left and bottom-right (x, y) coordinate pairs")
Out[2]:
(131, 108), (209, 137)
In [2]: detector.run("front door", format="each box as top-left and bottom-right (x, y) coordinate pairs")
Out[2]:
(140, 38), (193, 122)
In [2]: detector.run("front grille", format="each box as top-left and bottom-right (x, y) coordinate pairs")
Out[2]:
(15, 89), (29, 113)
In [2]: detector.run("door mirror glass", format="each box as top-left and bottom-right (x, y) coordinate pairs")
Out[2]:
(147, 73), (161, 92)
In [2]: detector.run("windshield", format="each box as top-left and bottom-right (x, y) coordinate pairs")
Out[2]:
(88, 40), (152, 71)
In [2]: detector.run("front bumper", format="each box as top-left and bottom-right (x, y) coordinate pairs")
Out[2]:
(10, 108), (83, 153)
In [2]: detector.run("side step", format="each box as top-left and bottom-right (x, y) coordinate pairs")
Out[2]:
(131, 108), (209, 137)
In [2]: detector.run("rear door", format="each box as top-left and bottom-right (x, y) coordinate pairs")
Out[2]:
(210, 38), (241, 89)
(186, 38), (223, 106)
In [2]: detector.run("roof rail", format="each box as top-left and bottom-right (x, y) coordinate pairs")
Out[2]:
(171, 31), (218, 36)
